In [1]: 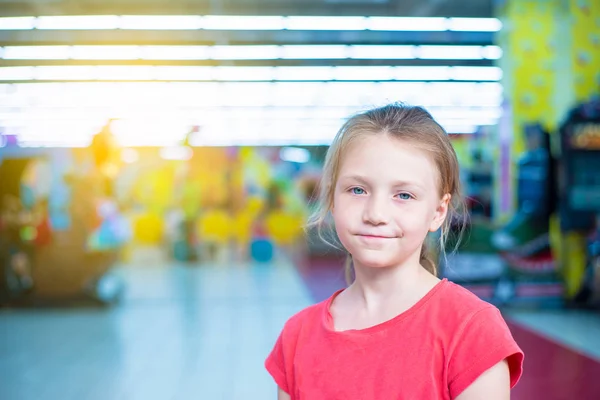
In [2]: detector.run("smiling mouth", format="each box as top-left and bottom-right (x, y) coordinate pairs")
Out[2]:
(356, 234), (396, 239)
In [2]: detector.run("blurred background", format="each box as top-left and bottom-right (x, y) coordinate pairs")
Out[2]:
(0, 0), (599, 399)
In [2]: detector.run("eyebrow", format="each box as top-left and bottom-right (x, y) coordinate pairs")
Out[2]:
(339, 175), (424, 189)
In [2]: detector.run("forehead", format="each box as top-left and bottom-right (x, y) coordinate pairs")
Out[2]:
(338, 134), (439, 188)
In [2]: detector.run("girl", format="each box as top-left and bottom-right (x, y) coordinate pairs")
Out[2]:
(265, 104), (523, 399)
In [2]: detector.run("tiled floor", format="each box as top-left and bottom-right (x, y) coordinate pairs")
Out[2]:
(0, 261), (312, 400)
(507, 309), (600, 361)
(1, 254), (600, 400)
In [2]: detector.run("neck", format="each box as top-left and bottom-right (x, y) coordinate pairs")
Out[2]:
(348, 253), (431, 312)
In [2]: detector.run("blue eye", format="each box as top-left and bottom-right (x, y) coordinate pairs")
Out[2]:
(397, 193), (412, 200)
(351, 187), (365, 195)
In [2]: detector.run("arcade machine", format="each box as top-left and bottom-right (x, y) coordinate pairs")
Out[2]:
(556, 97), (600, 309)
(489, 123), (562, 307)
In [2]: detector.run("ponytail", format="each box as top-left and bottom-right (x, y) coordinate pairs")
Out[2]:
(344, 255), (354, 285)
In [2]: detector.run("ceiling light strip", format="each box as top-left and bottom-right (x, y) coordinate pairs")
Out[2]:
(0, 16), (503, 32)
(0, 65), (502, 81)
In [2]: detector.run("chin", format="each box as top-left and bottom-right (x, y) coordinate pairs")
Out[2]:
(351, 252), (398, 269)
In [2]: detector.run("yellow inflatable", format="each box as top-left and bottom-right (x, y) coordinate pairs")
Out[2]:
(198, 209), (231, 244)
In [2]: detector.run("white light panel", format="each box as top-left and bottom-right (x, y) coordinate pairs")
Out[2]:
(368, 17), (447, 31)
(0, 16), (503, 32)
(36, 15), (120, 30)
(71, 46), (141, 60)
(120, 15), (202, 30)
(286, 16), (369, 30)
(202, 15), (286, 30)
(0, 66), (502, 82)
(3, 46), (71, 60)
(447, 17), (503, 32)
(350, 45), (416, 59)
(419, 45), (483, 60)
(140, 46), (211, 60)
(0, 17), (36, 30)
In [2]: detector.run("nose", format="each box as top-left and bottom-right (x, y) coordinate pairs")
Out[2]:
(362, 193), (390, 226)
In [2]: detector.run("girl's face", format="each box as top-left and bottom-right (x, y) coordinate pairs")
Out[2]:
(332, 134), (449, 270)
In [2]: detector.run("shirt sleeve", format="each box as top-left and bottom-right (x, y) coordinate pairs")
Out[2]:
(265, 330), (290, 394)
(447, 306), (524, 399)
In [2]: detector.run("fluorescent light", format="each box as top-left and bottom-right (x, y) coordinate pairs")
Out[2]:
(448, 18), (502, 32)
(0, 67), (35, 80)
(0, 15), (504, 33)
(3, 46), (71, 60)
(0, 82), (503, 109)
(334, 66), (396, 81)
(213, 66), (274, 81)
(32, 66), (157, 81)
(0, 17), (35, 30)
(4, 111), (495, 147)
(140, 46), (210, 60)
(274, 67), (335, 81)
(95, 66), (155, 80)
(286, 16), (369, 30)
(34, 66), (95, 80)
(202, 15), (285, 30)
(120, 15), (202, 30)
(211, 45), (280, 60)
(395, 66), (452, 81)
(36, 15), (120, 30)
(368, 17), (447, 31)
(148, 66), (215, 81)
(281, 45), (349, 59)
(417, 45), (502, 60)
(280, 147), (311, 163)
(482, 46), (503, 60)
(451, 67), (502, 81)
(350, 45), (416, 59)
(418, 46), (484, 60)
(71, 46), (141, 60)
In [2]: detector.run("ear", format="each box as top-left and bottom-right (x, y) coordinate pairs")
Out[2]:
(429, 193), (451, 232)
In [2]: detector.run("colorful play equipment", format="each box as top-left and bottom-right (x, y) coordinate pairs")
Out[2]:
(0, 127), (127, 307)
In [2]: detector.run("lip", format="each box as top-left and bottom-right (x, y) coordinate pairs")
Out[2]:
(355, 234), (396, 239)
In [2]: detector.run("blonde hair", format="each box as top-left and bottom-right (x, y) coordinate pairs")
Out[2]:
(307, 103), (467, 281)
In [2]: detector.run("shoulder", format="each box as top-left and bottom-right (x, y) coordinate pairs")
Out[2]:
(433, 280), (499, 324)
(432, 281), (524, 397)
(427, 280), (520, 357)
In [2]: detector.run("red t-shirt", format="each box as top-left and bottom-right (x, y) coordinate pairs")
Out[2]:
(265, 279), (524, 399)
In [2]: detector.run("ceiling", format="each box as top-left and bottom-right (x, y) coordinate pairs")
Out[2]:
(0, 1), (502, 147)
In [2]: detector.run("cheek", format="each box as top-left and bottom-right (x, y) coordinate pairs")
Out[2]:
(333, 193), (357, 218)
(394, 204), (435, 230)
